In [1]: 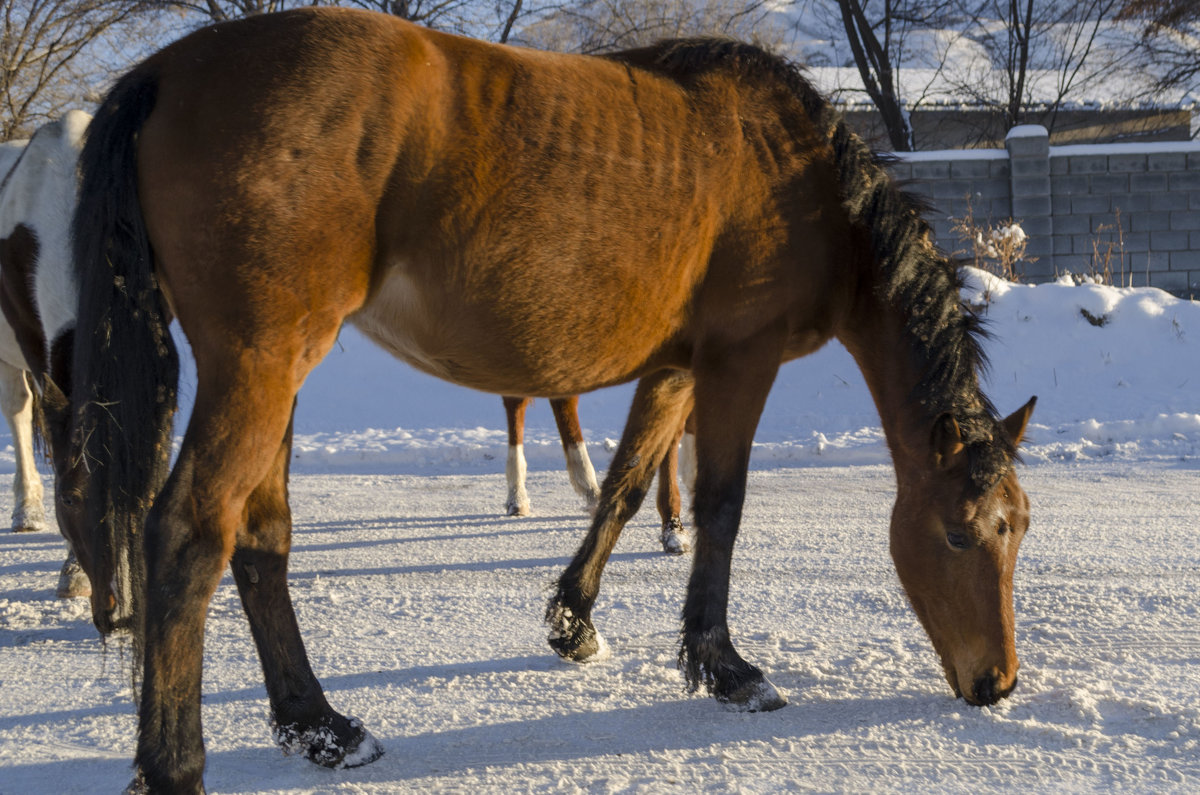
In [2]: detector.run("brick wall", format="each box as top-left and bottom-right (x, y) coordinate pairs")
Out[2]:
(888, 126), (1200, 294)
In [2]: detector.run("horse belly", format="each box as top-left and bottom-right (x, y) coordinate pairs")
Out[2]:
(350, 266), (657, 396)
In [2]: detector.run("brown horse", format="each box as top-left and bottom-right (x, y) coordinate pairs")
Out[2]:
(63, 8), (1034, 792)
(503, 395), (694, 553)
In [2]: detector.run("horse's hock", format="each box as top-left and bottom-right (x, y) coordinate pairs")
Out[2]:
(891, 124), (1200, 295)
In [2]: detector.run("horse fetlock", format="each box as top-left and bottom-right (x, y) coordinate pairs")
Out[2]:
(273, 714), (384, 769)
(545, 601), (609, 662)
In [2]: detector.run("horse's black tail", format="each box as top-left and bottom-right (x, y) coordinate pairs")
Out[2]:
(71, 65), (178, 664)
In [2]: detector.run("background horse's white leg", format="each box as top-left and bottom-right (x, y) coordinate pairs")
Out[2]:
(503, 396), (532, 516)
(0, 361), (47, 533)
(506, 442), (531, 516)
(550, 396), (600, 511)
(564, 442), (600, 510)
(679, 430), (697, 502)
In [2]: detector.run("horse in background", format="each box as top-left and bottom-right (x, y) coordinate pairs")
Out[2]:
(0, 113), (91, 599)
(61, 10), (1035, 791)
(502, 395), (695, 554)
(501, 395), (601, 515)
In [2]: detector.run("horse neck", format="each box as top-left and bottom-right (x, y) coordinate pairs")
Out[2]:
(836, 283), (985, 480)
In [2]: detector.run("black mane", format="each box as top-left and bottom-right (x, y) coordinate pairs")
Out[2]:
(628, 37), (1015, 489)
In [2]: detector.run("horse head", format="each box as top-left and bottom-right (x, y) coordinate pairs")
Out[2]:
(890, 397), (1035, 705)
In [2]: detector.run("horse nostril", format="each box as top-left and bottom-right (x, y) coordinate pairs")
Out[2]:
(973, 674), (998, 706)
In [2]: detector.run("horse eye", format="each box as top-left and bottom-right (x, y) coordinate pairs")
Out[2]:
(946, 531), (970, 550)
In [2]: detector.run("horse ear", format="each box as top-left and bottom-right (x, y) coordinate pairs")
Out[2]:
(931, 413), (965, 470)
(1002, 396), (1037, 447)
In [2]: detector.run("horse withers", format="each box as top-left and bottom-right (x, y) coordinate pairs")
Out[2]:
(62, 9), (1033, 792)
(0, 112), (92, 599)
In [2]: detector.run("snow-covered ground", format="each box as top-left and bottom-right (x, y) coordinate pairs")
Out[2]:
(2, 269), (1200, 792)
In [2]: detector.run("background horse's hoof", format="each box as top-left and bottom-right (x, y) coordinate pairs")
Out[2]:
(546, 604), (611, 663)
(10, 519), (48, 533)
(505, 497), (530, 516)
(275, 715), (384, 769)
(717, 676), (787, 713)
(660, 518), (690, 555)
(55, 555), (91, 599)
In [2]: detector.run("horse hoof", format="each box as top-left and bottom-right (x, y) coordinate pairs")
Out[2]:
(123, 770), (204, 794)
(11, 520), (48, 533)
(716, 675), (788, 713)
(505, 499), (529, 517)
(660, 518), (690, 555)
(546, 604), (611, 663)
(56, 557), (92, 599)
(274, 715), (384, 769)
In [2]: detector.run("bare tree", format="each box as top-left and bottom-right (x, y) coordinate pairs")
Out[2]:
(1119, 0), (1200, 97)
(158, 0), (531, 41)
(516, 0), (783, 55)
(835, 0), (912, 150)
(935, 0), (1132, 140)
(155, 0), (322, 21)
(0, 0), (154, 140)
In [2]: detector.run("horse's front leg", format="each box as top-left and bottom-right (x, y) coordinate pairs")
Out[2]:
(547, 370), (693, 662)
(231, 407), (382, 769)
(0, 361), (47, 533)
(681, 334), (786, 712)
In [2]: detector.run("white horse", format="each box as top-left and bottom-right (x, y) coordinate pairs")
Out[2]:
(0, 111), (90, 598)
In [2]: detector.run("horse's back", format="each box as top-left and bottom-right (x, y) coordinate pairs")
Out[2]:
(134, 8), (827, 395)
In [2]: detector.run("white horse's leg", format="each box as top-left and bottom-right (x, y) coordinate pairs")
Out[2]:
(0, 362), (47, 533)
(503, 396), (532, 516)
(56, 544), (91, 599)
(564, 441), (601, 509)
(679, 430), (697, 502)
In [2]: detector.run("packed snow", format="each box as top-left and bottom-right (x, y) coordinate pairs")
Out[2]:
(2, 268), (1200, 793)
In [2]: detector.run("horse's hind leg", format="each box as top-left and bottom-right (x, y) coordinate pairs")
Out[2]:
(136, 355), (354, 791)
(0, 361), (46, 533)
(503, 396), (532, 516)
(231, 403), (382, 768)
(547, 370), (693, 662)
(550, 395), (601, 510)
(681, 337), (786, 712)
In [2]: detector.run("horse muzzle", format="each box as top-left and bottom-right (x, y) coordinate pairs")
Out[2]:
(962, 671), (1018, 707)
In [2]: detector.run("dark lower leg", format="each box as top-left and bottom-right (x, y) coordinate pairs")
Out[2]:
(678, 339), (786, 710)
(232, 410), (380, 768)
(547, 371), (692, 659)
(135, 456), (229, 794)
